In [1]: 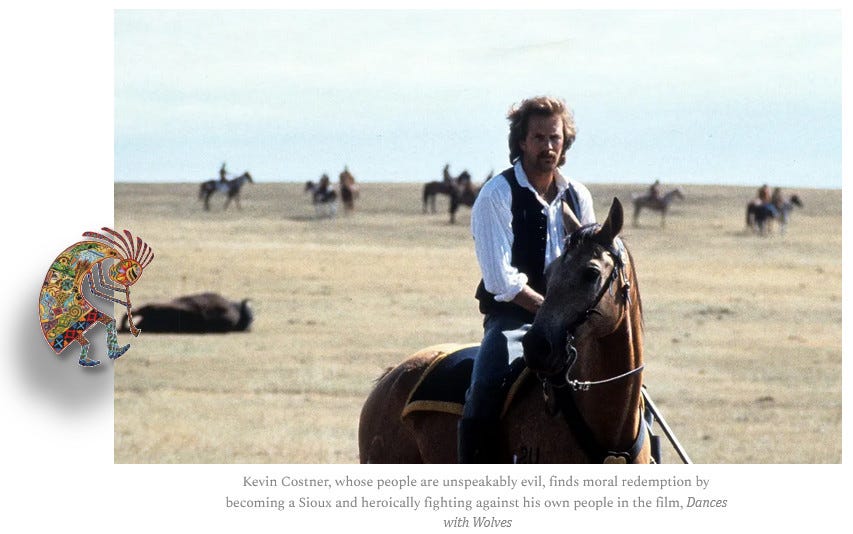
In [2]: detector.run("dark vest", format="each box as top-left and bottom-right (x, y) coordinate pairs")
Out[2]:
(474, 167), (580, 321)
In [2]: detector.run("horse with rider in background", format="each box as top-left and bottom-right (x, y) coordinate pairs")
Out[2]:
(746, 186), (803, 235)
(422, 164), (468, 214)
(630, 184), (684, 227)
(199, 171), (253, 211)
(339, 166), (360, 214)
(305, 173), (338, 218)
(448, 170), (481, 224)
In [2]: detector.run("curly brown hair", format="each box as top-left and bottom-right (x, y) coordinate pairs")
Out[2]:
(507, 96), (576, 166)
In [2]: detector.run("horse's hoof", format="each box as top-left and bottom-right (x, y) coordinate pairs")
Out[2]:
(109, 344), (131, 360)
(79, 358), (101, 367)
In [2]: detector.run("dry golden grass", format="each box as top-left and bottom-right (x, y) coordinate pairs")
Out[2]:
(114, 181), (840, 464)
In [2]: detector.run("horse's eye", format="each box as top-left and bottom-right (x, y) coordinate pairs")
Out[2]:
(583, 266), (601, 283)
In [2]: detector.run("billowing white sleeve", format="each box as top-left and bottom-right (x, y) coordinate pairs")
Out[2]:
(470, 180), (528, 302)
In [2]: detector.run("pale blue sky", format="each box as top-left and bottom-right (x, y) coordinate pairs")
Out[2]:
(115, 10), (842, 188)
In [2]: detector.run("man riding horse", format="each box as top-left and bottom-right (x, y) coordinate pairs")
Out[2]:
(463, 96), (596, 463)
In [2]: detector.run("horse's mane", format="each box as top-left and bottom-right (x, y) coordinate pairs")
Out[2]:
(625, 246), (644, 329)
(565, 223), (602, 251)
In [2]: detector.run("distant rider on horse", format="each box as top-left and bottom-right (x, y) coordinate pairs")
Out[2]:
(752, 183), (778, 217)
(219, 162), (228, 183)
(648, 179), (662, 201)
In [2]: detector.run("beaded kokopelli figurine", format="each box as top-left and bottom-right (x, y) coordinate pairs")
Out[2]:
(39, 228), (154, 366)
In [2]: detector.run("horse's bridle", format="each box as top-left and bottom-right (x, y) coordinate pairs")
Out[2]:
(536, 236), (650, 463)
(538, 237), (644, 394)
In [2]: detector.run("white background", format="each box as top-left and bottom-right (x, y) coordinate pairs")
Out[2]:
(2, 2), (849, 533)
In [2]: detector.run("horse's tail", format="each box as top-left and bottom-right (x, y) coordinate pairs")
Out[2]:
(120, 313), (129, 332)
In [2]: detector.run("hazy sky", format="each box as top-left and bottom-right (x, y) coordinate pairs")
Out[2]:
(115, 10), (842, 188)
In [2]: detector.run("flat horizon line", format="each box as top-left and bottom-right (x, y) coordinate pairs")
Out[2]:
(114, 180), (841, 192)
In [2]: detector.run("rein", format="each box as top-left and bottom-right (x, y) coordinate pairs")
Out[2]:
(539, 237), (641, 392)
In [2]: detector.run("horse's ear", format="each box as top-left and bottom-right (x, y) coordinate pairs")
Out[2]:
(562, 198), (582, 234)
(598, 197), (624, 243)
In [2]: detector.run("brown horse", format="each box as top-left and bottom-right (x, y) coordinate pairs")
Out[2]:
(359, 198), (652, 463)
(339, 166), (360, 213)
(448, 172), (477, 224)
(422, 164), (470, 214)
(631, 187), (684, 227)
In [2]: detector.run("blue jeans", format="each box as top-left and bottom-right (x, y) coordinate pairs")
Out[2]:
(462, 313), (530, 421)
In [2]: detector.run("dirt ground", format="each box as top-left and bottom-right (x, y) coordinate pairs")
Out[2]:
(113, 181), (841, 464)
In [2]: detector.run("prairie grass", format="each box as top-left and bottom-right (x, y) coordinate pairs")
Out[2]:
(114, 181), (841, 463)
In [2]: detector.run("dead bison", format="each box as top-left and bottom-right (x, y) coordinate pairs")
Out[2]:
(120, 292), (254, 333)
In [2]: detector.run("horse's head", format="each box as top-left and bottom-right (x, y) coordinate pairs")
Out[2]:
(243, 172), (253, 183)
(790, 194), (803, 207)
(523, 198), (637, 379)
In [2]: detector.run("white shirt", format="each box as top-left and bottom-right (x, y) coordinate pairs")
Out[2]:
(470, 160), (596, 302)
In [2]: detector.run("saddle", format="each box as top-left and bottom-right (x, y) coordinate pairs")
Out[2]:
(401, 344), (662, 463)
(401, 345), (529, 419)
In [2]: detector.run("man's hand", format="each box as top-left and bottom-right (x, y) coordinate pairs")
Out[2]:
(511, 285), (545, 314)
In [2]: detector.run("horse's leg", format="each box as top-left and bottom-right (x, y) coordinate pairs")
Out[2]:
(633, 204), (641, 227)
(405, 413), (460, 463)
(204, 192), (211, 211)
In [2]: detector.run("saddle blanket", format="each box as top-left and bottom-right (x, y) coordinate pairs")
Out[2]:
(401, 344), (529, 419)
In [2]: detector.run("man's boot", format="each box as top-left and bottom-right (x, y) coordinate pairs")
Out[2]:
(457, 418), (501, 463)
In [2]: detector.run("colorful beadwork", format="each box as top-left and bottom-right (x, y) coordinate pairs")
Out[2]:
(39, 228), (154, 367)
